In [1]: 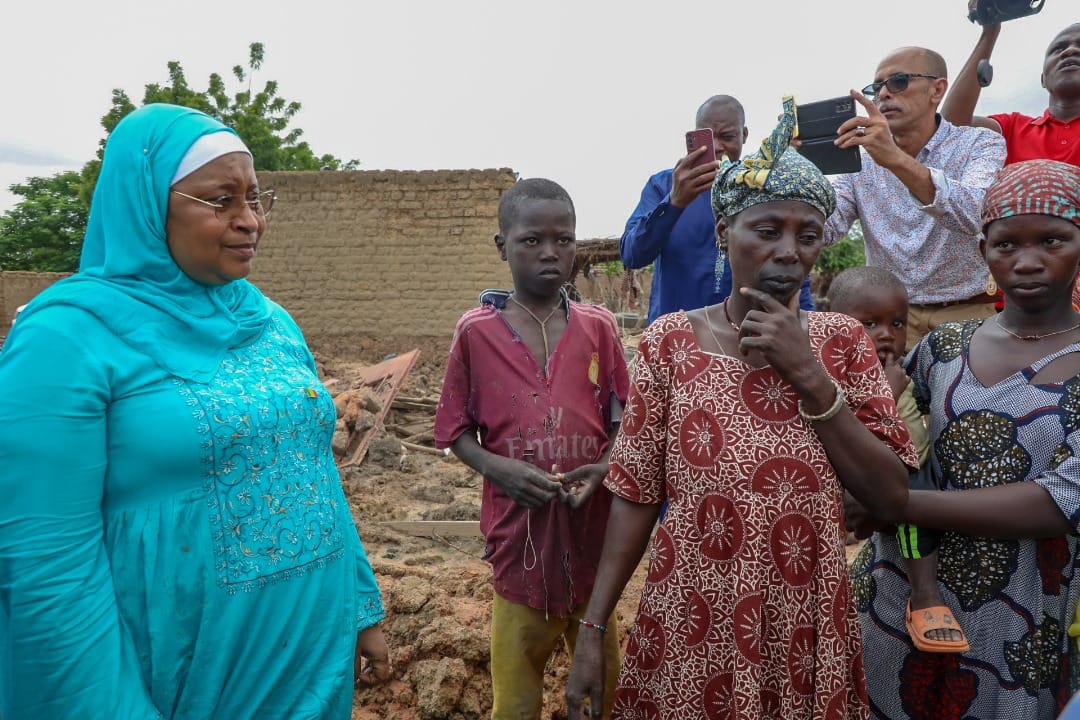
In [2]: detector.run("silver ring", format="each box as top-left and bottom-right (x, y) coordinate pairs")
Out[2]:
(856, 127), (866, 137)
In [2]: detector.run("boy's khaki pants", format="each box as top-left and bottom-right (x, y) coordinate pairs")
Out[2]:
(490, 592), (620, 719)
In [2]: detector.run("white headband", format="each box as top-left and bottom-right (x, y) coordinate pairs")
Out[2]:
(170, 131), (252, 185)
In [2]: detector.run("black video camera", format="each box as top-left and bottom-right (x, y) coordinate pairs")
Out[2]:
(968, 0), (1045, 25)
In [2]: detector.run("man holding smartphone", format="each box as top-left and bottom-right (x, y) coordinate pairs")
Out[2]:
(825, 46), (1006, 348)
(942, 19), (1079, 167)
(620, 95), (814, 326)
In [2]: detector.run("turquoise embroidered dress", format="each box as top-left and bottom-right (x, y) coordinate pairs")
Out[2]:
(0, 105), (384, 719)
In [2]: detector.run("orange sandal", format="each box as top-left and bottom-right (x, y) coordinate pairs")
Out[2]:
(906, 600), (969, 653)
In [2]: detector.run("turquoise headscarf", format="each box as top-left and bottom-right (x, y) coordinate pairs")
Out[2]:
(10, 104), (271, 383)
(711, 96), (836, 220)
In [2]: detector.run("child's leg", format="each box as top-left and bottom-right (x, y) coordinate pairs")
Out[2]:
(898, 464), (967, 649)
(490, 593), (565, 720)
(898, 528), (968, 651)
(906, 550), (943, 611)
(565, 605), (621, 719)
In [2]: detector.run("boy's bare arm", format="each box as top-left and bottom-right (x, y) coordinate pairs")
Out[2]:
(450, 432), (562, 509)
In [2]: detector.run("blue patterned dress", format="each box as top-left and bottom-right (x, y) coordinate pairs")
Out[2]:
(852, 320), (1080, 719)
(0, 302), (384, 719)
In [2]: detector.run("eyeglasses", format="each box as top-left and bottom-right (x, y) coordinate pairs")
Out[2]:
(861, 73), (940, 99)
(171, 189), (277, 220)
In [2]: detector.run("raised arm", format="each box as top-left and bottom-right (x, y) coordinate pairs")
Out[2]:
(620, 172), (682, 269)
(621, 152), (718, 269)
(837, 92), (936, 204)
(837, 91), (1005, 233)
(942, 23), (1004, 132)
(0, 314), (162, 719)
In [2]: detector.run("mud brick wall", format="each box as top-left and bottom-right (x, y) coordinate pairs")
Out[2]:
(0, 271), (70, 326)
(251, 169), (517, 361)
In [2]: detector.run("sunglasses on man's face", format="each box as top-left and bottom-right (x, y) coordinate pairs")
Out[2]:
(861, 73), (940, 99)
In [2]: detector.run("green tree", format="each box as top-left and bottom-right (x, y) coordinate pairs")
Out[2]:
(0, 172), (89, 271)
(1, 42), (355, 271)
(80, 42), (357, 202)
(812, 221), (866, 301)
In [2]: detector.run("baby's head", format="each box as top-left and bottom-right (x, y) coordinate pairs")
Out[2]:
(827, 266), (909, 365)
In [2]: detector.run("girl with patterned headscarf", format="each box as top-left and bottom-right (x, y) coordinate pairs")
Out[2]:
(567, 99), (916, 720)
(853, 158), (1080, 720)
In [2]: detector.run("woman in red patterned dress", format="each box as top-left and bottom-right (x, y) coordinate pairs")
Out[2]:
(566, 100), (917, 720)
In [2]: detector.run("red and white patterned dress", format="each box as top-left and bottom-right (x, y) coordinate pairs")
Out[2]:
(605, 311), (916, 720)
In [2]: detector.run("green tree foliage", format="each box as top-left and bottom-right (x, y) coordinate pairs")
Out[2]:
(0, 172), (88, 271)
(812, 221), (866, 301)
(2, 42), (355, 272)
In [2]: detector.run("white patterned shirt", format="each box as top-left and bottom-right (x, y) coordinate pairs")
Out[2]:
(824, 116), (1006, 304)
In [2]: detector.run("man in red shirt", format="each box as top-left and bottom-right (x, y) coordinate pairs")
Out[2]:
(943, 20), (1080, 166)
(943, 18), (1080, 309)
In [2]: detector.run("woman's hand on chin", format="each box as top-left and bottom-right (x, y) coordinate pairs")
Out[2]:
(735, 287), (820, 386)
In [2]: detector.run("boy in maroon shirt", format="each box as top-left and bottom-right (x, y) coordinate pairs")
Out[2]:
(434, 178), (628, 719)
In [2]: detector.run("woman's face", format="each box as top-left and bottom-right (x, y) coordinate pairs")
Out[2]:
(982, 214), (1080, 310)
(165, 152), (265, 286)
(717, 199), (825, 305)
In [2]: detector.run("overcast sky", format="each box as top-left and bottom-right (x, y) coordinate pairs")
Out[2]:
(0, 0), (1071, 238)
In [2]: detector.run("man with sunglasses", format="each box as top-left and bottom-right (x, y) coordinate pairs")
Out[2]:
(823, 46), (1006, 348)
(942, 20), (1080, 167)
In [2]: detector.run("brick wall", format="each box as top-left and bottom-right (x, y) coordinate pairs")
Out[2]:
(251, 169), (517, 360)
(0, 271), (70, 326)
(0, 169), (541, 363)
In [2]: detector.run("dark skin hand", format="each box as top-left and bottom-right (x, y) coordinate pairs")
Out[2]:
(552, 424), (619, 509)
(881, 350), (910, 400)
(451, 425), (618, 510)
(844, 489), (882, 541)
(451, 433), (561, 509)
(566, 497), (661, 718)
(353, 624), (391, 687)
(734, 287), (909, 522)
(558, 462), (608, 509)
(669, 146), (719, 208)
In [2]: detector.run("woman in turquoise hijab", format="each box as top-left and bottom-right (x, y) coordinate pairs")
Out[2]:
(0, 104), (389, 719)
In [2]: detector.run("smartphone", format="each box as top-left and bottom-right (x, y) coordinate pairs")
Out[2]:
(685, 129), (717, 168)
(795, 96), (862, 175)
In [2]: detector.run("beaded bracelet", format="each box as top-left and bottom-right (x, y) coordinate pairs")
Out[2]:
(578, 618), (607, 633)
(797, 379), (845, 423)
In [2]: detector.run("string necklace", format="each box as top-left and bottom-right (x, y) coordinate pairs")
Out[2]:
(704, 303), (732, 355)
(722, 298), (741, 332)
(995, 315), (1080, 342)
(510, 294), (563, 364)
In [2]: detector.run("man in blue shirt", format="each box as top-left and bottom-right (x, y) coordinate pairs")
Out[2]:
(621, 95), (813, 324)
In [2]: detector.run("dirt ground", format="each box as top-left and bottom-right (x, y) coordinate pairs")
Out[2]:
(324, 354), (650, 720)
